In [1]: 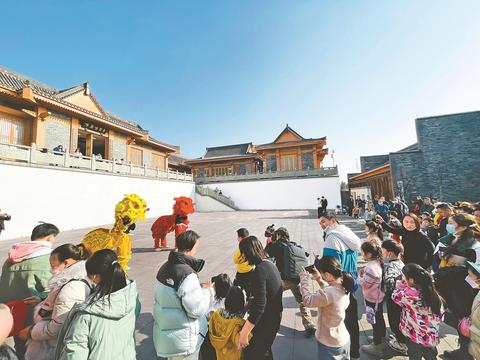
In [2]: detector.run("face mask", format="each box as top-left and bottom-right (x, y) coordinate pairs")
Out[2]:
(465, 275), (480, 289)
(378, 201), (383, 205)
(446, 224), (457, 235)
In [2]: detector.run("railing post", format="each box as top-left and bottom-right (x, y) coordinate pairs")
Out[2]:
(64, 152), (70, 168)
(129, 163), (133, 175)
(176, 170), (179, 180)
(144, 164), (147, 176)
(112, 159), (116, 173)
(90, 156), (96, 171)
(29, 143), (36, 164)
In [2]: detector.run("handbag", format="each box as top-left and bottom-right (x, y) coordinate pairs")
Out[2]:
(458, 300), (480, 338)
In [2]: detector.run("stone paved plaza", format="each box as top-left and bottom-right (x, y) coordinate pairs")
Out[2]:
(0, 211), (460, 359)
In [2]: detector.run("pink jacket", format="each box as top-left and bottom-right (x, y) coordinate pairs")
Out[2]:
(8, 241), (52, 264)
(358, 260), (384, 303)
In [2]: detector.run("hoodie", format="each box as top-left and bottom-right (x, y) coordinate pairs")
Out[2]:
(209, 309), (251, 360)
(322, 224), (361, 277)
(8, 241), (52, 264)
(54, 280), (137, 360)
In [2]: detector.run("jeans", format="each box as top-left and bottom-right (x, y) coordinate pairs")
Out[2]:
(317, 341), (350, 360)
(283, 279), (315, 330)
(344, 292), (360, 358)
(386, 295), (405, 343)
(405, 338), (438, 360)
(365, 300), (386, 344)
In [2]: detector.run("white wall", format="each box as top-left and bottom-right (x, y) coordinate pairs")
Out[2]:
(0, 162), (195, 240)
(203, 176), (341, 210)
(195, 194), (235, 212)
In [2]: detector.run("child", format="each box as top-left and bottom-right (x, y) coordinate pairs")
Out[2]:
(359, 242), (386, 357)
(264, 224), (275, 245)
(211, 273), (232, 313)
(392, 263), (443, 360)
(299, 256), (353, 360)
(365, 221), (384, 246)
(209, 286), (250, 360)
(353, 206), (360, 219)
(233, 228), (253, 298)
(381, 240), (407, 355)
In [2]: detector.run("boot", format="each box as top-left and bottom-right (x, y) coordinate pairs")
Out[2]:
(361, 341), (385, 357)
(443, 338), (474, 360)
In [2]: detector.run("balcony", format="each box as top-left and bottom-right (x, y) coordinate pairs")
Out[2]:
(0, 142), (193, 182)
(194, 166), (338, 184)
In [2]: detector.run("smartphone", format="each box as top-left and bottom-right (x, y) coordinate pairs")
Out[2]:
(305, 265), (316, 273)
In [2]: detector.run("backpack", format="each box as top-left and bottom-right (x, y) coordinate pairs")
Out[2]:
(279, 241), (308, 281)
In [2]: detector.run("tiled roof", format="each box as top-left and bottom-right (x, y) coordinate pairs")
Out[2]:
(148, 136), (179, 151)
(204, 143), (253, 158)
(0, 65), (152, 136)
(169, 153), (189, 165)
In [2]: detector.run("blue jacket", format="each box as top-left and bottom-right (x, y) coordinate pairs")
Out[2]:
(321, 224), (361, 287)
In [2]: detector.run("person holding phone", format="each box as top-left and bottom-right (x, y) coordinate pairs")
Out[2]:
(299, 256), (354, 360)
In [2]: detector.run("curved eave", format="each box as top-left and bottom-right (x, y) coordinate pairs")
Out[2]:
(255, 138), (327, 150)
(349, 164), (391, 181)
(186, 154), (261, 165)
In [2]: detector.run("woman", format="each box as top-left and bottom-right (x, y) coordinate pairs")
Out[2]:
(435, 214), (480, 359)
(21, 244), (91, 360)
(466, 261), (480, 359)
(238, 236), (283, 360)
(375, 213), (434, 269)
(55, 249), (137, 360)
(299, 256), (353, 360)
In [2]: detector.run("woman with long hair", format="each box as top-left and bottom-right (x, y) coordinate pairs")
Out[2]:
(299, 256), (354, 359)
(376, 213), (434, 269)
(54, 249), (137, 360)
(237, 236), (283, 360)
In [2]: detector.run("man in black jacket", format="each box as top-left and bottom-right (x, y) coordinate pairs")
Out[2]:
(264, 227), (315, 337)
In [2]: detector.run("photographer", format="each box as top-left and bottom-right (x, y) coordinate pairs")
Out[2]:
(265, 227), (316, 337)
(0, 210), (11, 237)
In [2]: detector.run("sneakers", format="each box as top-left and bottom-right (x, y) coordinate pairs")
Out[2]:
(387, 337), (408, 355)
(361, 342), (385, 357)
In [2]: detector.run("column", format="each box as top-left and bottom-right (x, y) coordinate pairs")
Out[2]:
(32, 106), (47, 148)
(70, 117), (79, 153)
(275, 149), (280, 171)
(296, 148), (301, 170)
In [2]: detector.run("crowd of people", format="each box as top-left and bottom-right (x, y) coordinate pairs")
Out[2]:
(0, 196), (480, 360)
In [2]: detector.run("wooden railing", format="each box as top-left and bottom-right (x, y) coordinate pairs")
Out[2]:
(0, 142), (193, 182)
(195, 166), (338, 184)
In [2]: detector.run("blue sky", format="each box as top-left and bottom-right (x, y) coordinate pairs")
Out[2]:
(2, 1), (480, 179)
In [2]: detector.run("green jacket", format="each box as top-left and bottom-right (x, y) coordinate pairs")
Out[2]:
(55, 280), (137, 360)
(0, 254), (51, 302)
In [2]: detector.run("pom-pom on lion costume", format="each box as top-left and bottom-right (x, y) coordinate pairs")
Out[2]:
(80, 194), (148, 272)
(151, 197), (195, 248)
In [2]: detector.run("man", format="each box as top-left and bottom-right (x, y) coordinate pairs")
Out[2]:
(319, 213), (361, 360)
(317, 197), (322, 218)
(420, 197), (435, 215)
(374, 196), (390, 222)
(320, 196), (328, 214)
(153, 230), (215, 359)
(233, 228), (253, 298)
(265, 227), (316, 337)
(0, 222), (59, 357)
(436, 203), (454, 238)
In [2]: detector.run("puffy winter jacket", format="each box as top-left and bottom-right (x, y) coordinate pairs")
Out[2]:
(153, 251), (215, 358)
(54, 280), (137, 360)
(323, 224), (361, 278)
(25, 261), (91, 360)
(469, 292), (480, 359)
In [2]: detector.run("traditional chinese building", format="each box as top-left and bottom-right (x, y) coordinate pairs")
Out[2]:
(0, 65), (181, 170)
(187, 125), (329, 179)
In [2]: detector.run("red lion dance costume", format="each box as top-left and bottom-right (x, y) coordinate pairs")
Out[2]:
(151, 196), (195, 248)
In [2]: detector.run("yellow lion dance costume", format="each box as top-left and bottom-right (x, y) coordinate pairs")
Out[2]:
(80, 194), (148, 272)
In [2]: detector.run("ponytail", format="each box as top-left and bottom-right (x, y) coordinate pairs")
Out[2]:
(403, 263), (442, 315)
(365, 221), (384, 241)
(86, 249), (127, 306)
(361, 241), (384, 289)
(341, 271), (355, 294)
(315, 256), (354, 294)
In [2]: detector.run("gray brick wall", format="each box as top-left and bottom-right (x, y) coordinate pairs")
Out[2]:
(390, 111), (480, 204)
(111, 134), (127, 161)
(45, 113), (71, 151)
(360, 155), (389, 172)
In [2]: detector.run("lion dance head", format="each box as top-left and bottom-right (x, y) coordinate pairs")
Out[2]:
(115, 194), (149, 234)
(173, 196), (195, 216)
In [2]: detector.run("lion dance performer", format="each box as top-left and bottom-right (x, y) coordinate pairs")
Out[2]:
(151, 196), (195, 248)
(80, 194), (148, 272)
